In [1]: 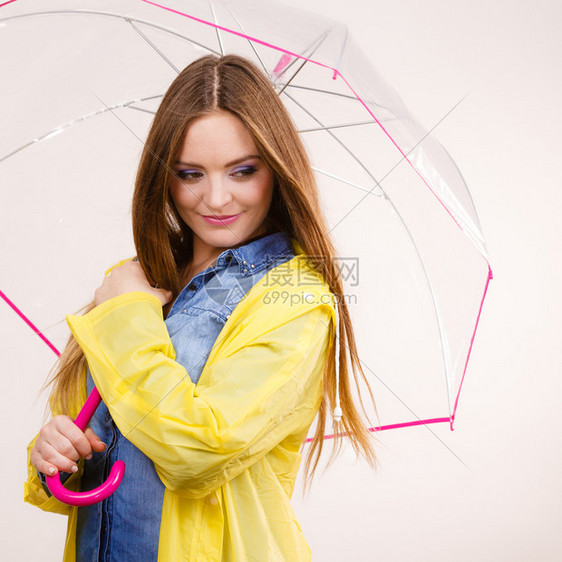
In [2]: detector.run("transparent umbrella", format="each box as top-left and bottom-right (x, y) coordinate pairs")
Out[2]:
(0, 0), (492, 451)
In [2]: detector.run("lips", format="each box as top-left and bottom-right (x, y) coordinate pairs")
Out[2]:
(201, 212), (242, 225)
(203, 214), (238, 219)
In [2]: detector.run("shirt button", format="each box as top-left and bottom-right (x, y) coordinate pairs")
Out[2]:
(242, 260), (247, 265)
(188, 283), (197, 291)
(250, 264), (255, 268)
(242, 268), (248, 273)
(226, 314), (230, 320)
(209, 496), (218, 505)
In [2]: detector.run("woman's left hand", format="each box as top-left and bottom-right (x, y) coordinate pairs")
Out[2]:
(94, 259), (173, 307)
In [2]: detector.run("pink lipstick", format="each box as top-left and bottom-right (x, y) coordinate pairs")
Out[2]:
(202, 212), (242, 225)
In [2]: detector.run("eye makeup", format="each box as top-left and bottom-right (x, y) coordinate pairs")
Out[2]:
(175, 164), (258, 181)
(231, 165), (257, 178)
(175, 169), (203, 180)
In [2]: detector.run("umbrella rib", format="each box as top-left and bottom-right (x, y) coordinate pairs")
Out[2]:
(299, 121), (375, 133)
(282, 97), (453, 418)
(283, 90), (384, 192)
(281, 83), (359, 101)
(221, 6), (331, 91)
(217, 8), (365, 152)
(277, 58), (308, 97)
(126, 17), (180, 74)
(0, 95), (162, 164)
(0, 10), (222, 56)
(368, 92), (485, 251)
(278, 82), (390, 121)
(311, 167), (382, 196)
(275, 29), (337, 95)
(274, 29), (331, 83)
(127, 105), (157, 115)
(327, 95), (474, 416)
(209, 2), (225, 56)
(221, 6), (268, 74)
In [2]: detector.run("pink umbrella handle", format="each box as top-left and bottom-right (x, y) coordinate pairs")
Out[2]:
(45, 387), (126, 506)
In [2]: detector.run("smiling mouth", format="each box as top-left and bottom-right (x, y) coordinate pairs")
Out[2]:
(201, 212), (243, 225)
(202, 214), (240, 219)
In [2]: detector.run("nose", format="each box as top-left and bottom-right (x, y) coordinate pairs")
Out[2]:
(203, 173), (233, 213)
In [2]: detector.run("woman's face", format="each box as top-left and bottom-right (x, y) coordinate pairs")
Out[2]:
(169, 109), (274, 257)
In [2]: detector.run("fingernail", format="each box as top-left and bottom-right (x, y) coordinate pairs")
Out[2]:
(86, 454), (92, 460)
(71, 465), (78, 473)
(48, 466), (55, 474)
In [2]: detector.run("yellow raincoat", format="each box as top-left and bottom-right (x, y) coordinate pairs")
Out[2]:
(24, 240), (336, 561)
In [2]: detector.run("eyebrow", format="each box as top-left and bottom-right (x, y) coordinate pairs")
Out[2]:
(174, 154), (261, 168)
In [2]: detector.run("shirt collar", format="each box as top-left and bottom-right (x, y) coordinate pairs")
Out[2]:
(215, 230), (294, 276)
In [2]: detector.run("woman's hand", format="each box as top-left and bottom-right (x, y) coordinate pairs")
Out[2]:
(30, 416), (107, 476)
(94, 259), (173, 307)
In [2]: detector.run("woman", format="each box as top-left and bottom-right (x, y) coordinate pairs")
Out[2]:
(25, 54), (378, 561)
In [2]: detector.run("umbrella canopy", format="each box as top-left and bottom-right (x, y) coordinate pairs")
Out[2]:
(0, 0), (493, 435)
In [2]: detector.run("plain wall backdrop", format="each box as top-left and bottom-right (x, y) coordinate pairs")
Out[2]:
(2, 0), (561, 560)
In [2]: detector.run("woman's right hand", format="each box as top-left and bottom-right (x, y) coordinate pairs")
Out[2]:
(30, 416), (107, 476)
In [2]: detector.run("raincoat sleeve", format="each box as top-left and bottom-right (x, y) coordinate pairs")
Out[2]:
(65, 289), (335, 499)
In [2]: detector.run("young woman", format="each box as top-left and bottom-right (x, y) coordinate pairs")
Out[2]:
(25, 54), (378, 561)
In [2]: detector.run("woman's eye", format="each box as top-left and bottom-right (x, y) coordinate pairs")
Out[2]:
(177, 170), (203, 181)
(231, 166), (256, 178)
(175, 166), (256, 181)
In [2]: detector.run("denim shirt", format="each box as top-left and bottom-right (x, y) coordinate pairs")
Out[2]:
(70, 230), (295, 561)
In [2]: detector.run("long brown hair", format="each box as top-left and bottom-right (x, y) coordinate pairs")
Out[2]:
(47, 53), (380, 487)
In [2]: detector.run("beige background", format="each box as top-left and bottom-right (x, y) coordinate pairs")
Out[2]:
(2, 0), (561, 560)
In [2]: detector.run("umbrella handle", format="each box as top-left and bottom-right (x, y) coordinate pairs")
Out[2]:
(45, 387), (125, 506)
